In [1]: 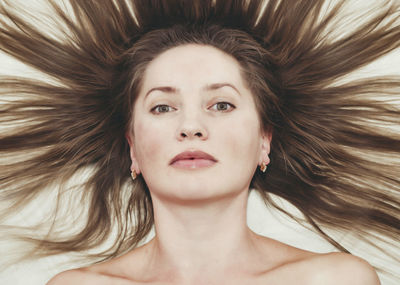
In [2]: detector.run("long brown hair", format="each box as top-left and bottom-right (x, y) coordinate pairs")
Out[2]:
(1, 0), (399, 272)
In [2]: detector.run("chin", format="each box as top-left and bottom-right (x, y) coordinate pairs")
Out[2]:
(152, 183), (246, 205)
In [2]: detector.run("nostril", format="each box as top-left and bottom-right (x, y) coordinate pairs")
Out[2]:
(179, 130), (205, 139)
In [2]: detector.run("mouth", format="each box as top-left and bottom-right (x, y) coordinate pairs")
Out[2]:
(170, 150), (218, 169)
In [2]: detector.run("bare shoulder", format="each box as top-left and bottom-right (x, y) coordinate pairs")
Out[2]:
(301, 252), (380, 285)
(255, 236), (379, 285)
(46, 268), (134, 285)
(46, 241), (154, 285)
(46, 269), (94, 285)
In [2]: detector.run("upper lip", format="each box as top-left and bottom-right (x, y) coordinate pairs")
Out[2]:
(170, 150), (217, 165)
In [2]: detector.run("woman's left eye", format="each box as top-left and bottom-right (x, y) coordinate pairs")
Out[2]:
(150, 104), (176, 114)
(209, 102), (236, 112)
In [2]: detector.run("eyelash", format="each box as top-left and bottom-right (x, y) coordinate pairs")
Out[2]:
(209, 102), (236, 112)
(150, 102), (236, 114)
(150, 104), (176, 114)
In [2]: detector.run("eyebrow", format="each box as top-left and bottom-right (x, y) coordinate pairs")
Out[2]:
(145, 86), (178, 99)
(145, 82), (241, 98)
(204, 83), (241, 95)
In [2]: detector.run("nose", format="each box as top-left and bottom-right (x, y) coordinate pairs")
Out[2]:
(177, 110), (208, 141)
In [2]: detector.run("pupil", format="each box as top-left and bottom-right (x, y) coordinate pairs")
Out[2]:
(218, 103), (227, 110)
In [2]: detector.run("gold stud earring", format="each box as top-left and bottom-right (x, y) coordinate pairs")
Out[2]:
(260, 163), (267, 173)
(131, 170), (137, 180)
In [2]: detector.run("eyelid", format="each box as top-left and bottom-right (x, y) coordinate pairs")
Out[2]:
(150, 104), (176, 114)
(208, 101), (236, 112)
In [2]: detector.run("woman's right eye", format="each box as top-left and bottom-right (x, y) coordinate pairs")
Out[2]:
(150, 104), (175, 114)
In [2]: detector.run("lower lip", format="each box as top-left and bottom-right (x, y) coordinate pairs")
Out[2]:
(171, 159), (216, 169)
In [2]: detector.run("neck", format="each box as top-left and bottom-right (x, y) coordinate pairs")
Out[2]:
(145, 189), (260, 282)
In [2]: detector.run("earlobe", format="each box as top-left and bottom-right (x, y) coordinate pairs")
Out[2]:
(125, 132), (141, 175)
(259, 132), (271, 167)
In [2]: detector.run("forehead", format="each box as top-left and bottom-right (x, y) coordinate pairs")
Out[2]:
(141, 44), (247, 90)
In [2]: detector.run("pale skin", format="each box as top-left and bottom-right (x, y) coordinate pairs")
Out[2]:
(48, 45), (380, 285)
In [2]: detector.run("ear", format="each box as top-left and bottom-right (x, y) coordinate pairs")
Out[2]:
(125, 131), (141, 175)
(259, 131), (272, 166)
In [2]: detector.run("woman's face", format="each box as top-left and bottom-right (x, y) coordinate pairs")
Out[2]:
(128, 44), (270, 204)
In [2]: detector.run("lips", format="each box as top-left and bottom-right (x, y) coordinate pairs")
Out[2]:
(170, 150), (217, 169)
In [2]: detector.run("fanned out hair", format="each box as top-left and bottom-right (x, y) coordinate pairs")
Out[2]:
(0, 0), (399, 269)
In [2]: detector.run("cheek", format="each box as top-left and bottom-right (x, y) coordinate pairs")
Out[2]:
(218, 114), (261, 163)
(133, 120), (165, 171)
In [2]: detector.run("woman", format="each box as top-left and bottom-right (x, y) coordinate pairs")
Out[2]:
(0, 0), (399, 284)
